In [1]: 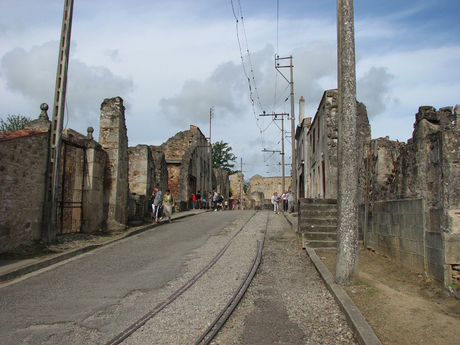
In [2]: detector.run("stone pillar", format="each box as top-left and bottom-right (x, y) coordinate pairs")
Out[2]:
(81, 138), (106, 233)
(336, 0), (359, 285)
(99, 97), (129, 230)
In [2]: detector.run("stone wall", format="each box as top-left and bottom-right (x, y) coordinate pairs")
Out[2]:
(362, 105), (460, 286)
(229, 172), (244, 199)
(81, 138), (106, 234)
(246, 174), (291, 208)
(128, 144), (157, 219)
(99, 97), (129, 230)
(152, 150), (169, 194)
(360, 199), (425, 273)
(154, 125), (212, 211)
(0, 129), (50, 252)
(213, 168), (229, 202)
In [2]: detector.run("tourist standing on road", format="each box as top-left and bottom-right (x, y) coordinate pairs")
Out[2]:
(213, 189), (218, 211)
(149, 189), (156, 218)
(162, 189), (175, 223)
(271, 192), (280, 214)
(153, 187), (163, 223)
(217, 193), (223, 210)
(287, 188), (295, 214)
(191, 193), (197, 210)
(196, 191), (201, 209)
(201, 191), (207, 209)
(282, 190), (288, 212)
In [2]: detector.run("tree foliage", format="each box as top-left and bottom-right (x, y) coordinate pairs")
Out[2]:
(0, 114), (31, 133)
(244, 178), (250, 193)
(212, 141), (238, 175)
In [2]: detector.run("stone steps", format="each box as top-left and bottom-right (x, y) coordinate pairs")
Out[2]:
(300, 225), (337, 233)
(299, 198), (338, 249)
(302, 239), (337, 248)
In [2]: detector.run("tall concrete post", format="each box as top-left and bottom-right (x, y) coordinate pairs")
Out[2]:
(336, 0), (359, 285)
(44, 0), (74, 243)
(290, 56), (297, 210)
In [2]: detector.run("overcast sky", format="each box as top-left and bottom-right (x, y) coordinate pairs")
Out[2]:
(1, 0), (459, 178)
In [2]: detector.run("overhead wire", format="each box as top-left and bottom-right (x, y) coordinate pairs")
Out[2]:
(230, 0), (288, 176)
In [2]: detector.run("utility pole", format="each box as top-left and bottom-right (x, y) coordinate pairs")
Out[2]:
(275, 56), (296, 208)
(336, 0), (359, 285)
(240, 158), (243, 206)
(260, 112), (288, 192)
(44, 0), (74, 243)
(209, 107), (214, 192)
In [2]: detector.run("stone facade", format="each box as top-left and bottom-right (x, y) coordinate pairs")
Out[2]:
(362, 105), (460, 286)
(152, 125), (213, 211)
(297, 89), (370, 201)
(229, 172), (244, 200)
(81, 135), (106, 234)
(295, 117), (311, 199)
(0, 100), (230, 253)
(99, 97), (129, 230)
(0, 129), (50, 252)
(128, 145), (156, 221)
(213, 168), (229, 202)
(246, 174), (291, 209)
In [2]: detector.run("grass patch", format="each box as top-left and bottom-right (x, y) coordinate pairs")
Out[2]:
(359, 280), (379, 297)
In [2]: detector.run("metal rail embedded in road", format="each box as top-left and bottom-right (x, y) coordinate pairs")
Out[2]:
(194, 212), (269, 345)
(105, 211), (264, 345)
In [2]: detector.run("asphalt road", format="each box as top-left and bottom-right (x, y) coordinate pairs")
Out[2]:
(0, 210), (251, 345)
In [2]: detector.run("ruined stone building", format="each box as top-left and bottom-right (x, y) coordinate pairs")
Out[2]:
(150, 125), (214, 211)
(0, 98), (229, 254)
(363, 105), (460, 287)
(296, 88), (460, 288)
(245, 174), (291, 209)
(0, 102), (109, 253)
(295, 89), (371, 201)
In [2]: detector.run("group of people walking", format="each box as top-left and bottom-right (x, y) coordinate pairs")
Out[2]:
(271, 189), (295, 215)
(150, 187), (228, 224)
(148, 187), (175, 224)
(191, 189), (226, 211)
(150, 187), (292, 220)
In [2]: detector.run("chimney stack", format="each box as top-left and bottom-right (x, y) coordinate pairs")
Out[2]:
(299, 96), (305, 123)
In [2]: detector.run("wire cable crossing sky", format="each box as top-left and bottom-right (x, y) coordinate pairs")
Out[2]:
(1, 0), (459, 177)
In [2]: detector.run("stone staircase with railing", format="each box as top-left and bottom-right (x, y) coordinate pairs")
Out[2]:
(298, 198), (338, 249)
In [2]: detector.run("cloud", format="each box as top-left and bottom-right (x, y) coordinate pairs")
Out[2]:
(105, 49), (121, 63)
(0, 41), (134, 129)
(357, 66), (398, 118)
(158, 44), (276, 126)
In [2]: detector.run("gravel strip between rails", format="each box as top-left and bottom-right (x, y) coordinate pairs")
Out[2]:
(123, 212), (266, 344)
(123, 211), (356, 344)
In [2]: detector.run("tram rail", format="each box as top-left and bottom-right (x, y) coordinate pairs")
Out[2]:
(106, 211), (268, 345)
